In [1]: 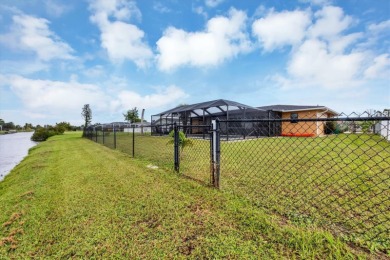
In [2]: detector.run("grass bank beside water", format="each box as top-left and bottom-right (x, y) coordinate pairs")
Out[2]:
(0, 132), (377, 258)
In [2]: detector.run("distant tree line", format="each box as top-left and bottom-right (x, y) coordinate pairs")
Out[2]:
(0, 119), (81, 132)
(0, 118), (83, 141)
(0, 119), (36, 131)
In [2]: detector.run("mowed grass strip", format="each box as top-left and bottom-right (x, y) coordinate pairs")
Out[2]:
(0, 132), (373, 258)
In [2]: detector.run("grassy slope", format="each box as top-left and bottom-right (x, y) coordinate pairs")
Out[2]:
(0, 132), (371, 258)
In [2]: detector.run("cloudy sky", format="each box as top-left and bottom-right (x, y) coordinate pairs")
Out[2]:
(0, 0), (389, 126)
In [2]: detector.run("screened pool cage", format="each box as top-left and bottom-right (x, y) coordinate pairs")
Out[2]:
(151, 99), (282, 138)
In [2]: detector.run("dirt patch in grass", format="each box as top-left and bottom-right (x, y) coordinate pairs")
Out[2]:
(20, 191), (34, 200)
(1, 212), (25, 250)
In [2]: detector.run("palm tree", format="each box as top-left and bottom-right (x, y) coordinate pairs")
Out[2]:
(167, 130), (193, 159)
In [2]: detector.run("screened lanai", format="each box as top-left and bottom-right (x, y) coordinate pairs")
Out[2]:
(151, 99), (281, 137)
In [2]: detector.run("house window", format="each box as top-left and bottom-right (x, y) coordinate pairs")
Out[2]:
(290, 113), (298, 123)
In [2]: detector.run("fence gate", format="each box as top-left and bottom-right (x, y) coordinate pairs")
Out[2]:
(176, 123), (217, 185)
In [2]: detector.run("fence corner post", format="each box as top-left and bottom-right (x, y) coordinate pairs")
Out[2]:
(174, 122), (180, 172)
(211, 119), (220, 188)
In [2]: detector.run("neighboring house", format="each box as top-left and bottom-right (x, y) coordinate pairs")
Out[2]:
(375, 121), (390, 140)
(257, 105), (338, 137)
(151, 99), (277, 136)
(152, 99), (338, 137)
(95, 122), (152, 133)
(374, 109), (390, 140)
(123, 122), (152, 133)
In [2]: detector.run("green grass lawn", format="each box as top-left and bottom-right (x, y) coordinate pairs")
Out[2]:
(219, 134), (390, 253)
(0, 132), (378, 258)
(91, 131), (390, 254)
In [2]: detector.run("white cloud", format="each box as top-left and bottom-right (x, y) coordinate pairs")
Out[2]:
(0, 74), (187, 124)
(111, 85), (188, 112)
(367, 19), (390, 34)
(309, 6), (354, 39)
(89, 0), (141, 21)
(295, 6), (367, 88)
(0, 14), (74, 61)
(253, 5), (267, 18)
(253, 5), (388, 90)
(356, 20), (390, 51)
(156, 8), (252, 71)
(99, 21), (153, 66)
(252, 9), (311, 51)
(286, 39), (365, 89)
(45, 0), (72, 17)
(298, 0), (332, 6)
(192, 6), (208, 20)
(364, 54), (390, 79)
(153, 2), (171, 13)
(327, 32), (362, 54)
(89, 0), (153, 67)
(0, 60), (49, 75)
(205, 0), (224, 8)
(0, 74), (106, 114)
(83, 65), (106, 78)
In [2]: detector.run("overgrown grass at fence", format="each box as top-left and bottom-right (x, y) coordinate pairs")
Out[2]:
(116, 132), (173, 169)
(179, 139), (211, 184)
(114, 133), (210, 178)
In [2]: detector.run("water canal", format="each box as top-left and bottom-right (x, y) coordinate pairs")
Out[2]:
(0, 132), (37, 181)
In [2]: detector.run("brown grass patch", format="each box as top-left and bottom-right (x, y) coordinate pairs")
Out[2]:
(20, 190), (34, 199)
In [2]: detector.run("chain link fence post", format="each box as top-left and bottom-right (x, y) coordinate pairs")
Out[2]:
(132, 125), (135, 158)
(211, 119), (220, 188)
(174, 122), (180, 172)
(102, 125), (105, 144)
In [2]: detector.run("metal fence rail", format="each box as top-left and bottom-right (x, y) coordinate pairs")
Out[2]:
(84, 112), (390, 253)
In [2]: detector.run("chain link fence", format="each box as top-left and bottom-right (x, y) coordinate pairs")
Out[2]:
(177, 125), (213, 184)
(84, 123), (173, 170)
(218, 113), (390, 252)
(84, 112), (390, 253)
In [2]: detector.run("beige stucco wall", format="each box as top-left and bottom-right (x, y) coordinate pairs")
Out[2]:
(281, 110), (329, 137)
(191, 118), (204, 134)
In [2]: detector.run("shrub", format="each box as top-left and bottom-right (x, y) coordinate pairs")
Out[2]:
(325, 121), (337, 134)
(167, 130), (194, 160)
(31, 127), (64, 142)
(360, 121), (375, 133)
